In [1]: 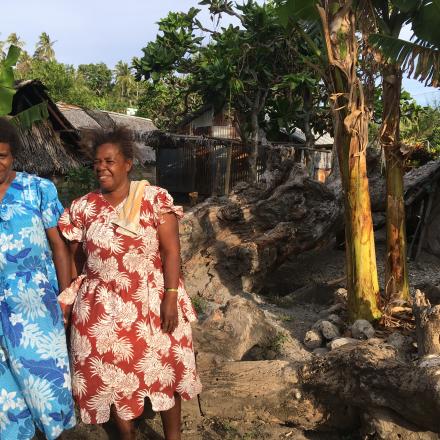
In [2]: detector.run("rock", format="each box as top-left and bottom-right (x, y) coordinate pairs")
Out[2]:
(304, 329), (323, 349)
(386, 332), (407, 351)
(193, 297), (277, 361)
(361, 407), (439, 439)
(351, 319), (375, 340)
(317, 320), (340, 340)
(327, 337), (360, 350)
(326, 313), (344, 328)
(313, 348), (329, 356)
(286, 283), (335, 305)
(318, 302), (346, 318)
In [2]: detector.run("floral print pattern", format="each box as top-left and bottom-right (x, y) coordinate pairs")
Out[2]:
(58, 186), (202, 424)
(0, 172), (76, 440)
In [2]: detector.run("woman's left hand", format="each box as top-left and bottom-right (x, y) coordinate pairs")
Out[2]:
(160, 292), (178, 333)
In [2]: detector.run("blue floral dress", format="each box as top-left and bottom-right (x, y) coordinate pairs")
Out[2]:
(0, 172), (75, 440)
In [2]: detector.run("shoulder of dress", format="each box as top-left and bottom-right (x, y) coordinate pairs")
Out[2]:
(71, 191), (100, 206)
(143, 185), (162, 202)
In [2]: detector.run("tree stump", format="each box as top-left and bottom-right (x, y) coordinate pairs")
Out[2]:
(413, 289), (440, 356)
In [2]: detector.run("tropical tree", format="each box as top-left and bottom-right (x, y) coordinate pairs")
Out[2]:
(136, 74), (201, 129)
(78, 62), (113, 97)
(278, 0), (381, 321)
(362, 0), (440, 306)
(114, 61), (136, 101)
(6, 33), (25, 49)
(34, 32), (56, 62)
(134, 1), (321, 180)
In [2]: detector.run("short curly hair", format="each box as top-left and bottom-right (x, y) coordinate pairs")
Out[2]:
(0, 117), (21, 156)
(80, 125), (135, 160)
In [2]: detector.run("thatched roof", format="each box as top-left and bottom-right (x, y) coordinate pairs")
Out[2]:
(13, 119), (82, 175)
(141, 130), (244, 149)
(57, 103), (157, 134)
(11, 80), (84, 176)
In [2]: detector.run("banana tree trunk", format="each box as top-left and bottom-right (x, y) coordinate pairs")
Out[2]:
(381, 65), (409, 304)
(318, 2), (380, 322)
(334, 99), (381, 321)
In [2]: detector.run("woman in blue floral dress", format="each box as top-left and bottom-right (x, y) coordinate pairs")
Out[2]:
(0, 118), (76, 439)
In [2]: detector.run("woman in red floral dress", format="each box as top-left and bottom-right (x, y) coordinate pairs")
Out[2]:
(58, 127), (202, 440)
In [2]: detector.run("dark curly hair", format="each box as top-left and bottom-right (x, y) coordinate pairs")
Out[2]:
(0, 117), (21, 156)
(80, 125), (135, 160)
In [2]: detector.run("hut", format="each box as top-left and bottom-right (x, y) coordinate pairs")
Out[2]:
(57, 103), (157, 182)
(10, 80), (84, 176)
(290, 128), (334, 182)
(175, 105), (240, 139)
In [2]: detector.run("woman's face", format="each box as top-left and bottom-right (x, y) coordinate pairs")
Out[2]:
(0, 143), (14, 185)
(93, 143), (132, 193)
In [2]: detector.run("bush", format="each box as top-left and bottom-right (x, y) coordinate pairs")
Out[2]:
(57, 167), (97, 206)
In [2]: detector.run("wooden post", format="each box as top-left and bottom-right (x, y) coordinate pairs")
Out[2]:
(413, 289), (440, 356)
(224, 144), (232, 196)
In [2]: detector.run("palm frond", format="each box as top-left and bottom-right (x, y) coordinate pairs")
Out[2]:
(369, 33), (440, 87)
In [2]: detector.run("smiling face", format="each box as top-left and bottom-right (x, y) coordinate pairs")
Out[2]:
(93, 143), (132, 193)
(0, 142), (14, 185)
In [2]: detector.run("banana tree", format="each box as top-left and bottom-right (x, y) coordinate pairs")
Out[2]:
(277, 0), (381, 321)
(0, 43), (50, 127)
(366, 0), (440, 306)
(0, 45), (20, 115)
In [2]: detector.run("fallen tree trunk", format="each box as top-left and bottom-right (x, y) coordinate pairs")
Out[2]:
(196, 342), (440, 433)
(413, 289), (440, 356)
(179, 148), (341, 303)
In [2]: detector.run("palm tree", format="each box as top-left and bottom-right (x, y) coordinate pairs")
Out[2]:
(34, 32), (56, 61)
(278, 0), (381, 321)
(114, 61), (136, 101)
(16, 50), (33, 78)
(6, 33), (25, 49)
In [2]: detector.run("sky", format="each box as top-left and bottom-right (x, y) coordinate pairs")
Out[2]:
(1, 0), (439, 105)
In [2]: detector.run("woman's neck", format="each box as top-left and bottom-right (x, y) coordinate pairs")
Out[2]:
(101, 180), (130, 207)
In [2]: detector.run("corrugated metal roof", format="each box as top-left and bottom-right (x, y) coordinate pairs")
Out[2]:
(291, 128), (334, 145)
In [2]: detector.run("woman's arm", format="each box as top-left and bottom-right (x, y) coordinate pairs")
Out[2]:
(70, 241), (86, 279)
(158, 213), (181, 333)
(46, 227), (72, 292)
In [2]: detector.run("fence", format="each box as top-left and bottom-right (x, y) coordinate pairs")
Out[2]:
(156, 135), (331, 196)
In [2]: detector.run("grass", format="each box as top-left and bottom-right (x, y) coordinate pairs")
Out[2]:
(269, 331), (289, 354)
(191, 295), (208, 315)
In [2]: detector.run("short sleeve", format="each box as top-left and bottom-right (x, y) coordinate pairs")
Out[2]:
(58, 198), (86, 242)
(154, 187), (183, 226)
(38, 179), (64, 229)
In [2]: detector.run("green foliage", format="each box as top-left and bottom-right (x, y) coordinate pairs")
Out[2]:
(58, 167), (97, 206)
(190, 295), (208, 316)
(137, 74), (201, 129)
(135, 1), (325, 141)
(33, 32), (56, 62)
(0, 45), (20, 115)
(78, 63), (113, 97)
(12, 101), (49, 130)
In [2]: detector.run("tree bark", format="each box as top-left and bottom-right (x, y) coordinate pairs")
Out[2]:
(413, 289), (440, 356)
(318, 3), (380, 322)
(249, 105), (259, 183)
(381, 65), (409, 305)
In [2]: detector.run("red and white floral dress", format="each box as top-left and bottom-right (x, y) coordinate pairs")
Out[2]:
(58, 186), (202, 424)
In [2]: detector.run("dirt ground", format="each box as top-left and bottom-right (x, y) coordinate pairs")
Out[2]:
(36, 230), (440, 440)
